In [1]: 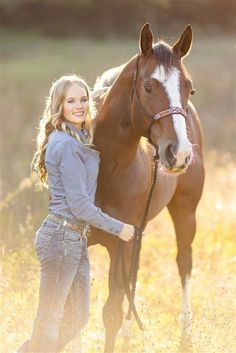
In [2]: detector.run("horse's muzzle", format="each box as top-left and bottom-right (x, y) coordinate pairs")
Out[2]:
(160, 142), (193, 174)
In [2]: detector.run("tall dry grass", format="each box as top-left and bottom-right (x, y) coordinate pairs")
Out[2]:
(0, 30), (235, 352)
(1, 155), (235, 353)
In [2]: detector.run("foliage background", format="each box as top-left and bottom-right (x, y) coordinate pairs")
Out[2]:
(0, 1), (236, 352)
(1, 0), (236, 37)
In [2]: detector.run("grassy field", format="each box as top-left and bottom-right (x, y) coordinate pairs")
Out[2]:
(1, 30), (236, 352)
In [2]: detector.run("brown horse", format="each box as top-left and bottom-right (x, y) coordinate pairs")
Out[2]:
(89, 24), (204, 353)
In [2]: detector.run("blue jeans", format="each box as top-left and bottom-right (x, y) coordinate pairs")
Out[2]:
(26, 217), (90, 352)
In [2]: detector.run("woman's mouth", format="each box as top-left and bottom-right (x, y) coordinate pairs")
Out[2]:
(73, 112), (85, 117)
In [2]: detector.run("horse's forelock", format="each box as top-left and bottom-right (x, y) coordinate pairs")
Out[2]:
(153, 42), (178, 70)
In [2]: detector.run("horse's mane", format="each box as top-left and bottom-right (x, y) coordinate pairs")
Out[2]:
(94, 64), (125, 90)
(94, 40), (182, 89)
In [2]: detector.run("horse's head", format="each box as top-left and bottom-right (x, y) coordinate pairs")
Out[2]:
(131, 24), (195, 174)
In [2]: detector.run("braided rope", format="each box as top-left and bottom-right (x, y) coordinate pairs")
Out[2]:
(114, 148), (159, 330)
(125, 149), (159, 326)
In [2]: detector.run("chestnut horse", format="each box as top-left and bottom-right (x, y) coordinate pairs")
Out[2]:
(89, 24), (204, 353)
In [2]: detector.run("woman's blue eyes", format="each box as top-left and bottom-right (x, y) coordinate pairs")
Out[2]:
(67, 98), (88, 103)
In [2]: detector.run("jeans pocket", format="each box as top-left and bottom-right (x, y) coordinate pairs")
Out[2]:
(35, 230), (53, 261)
(42, 219), (58, 232)
(63, 229), (82, 264)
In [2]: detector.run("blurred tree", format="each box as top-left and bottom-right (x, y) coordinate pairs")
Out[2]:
(0, 0), (235, 37)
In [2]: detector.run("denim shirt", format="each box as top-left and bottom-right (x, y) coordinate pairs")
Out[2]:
(45, 123), (124, 236)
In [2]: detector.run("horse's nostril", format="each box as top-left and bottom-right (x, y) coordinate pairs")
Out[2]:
(165, 143), (176, 167)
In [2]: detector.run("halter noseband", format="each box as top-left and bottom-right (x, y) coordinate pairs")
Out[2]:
(131, 55), (188, 147)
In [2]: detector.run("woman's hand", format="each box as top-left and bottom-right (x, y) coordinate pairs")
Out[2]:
(118, 224), (135, 242)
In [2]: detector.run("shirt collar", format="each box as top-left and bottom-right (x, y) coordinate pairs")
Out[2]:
(65, 121), (82, 134)
(65, 121), (92, 144)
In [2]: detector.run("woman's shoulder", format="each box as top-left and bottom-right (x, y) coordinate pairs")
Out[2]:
(48, 130), (77, 148)
(50, 129), (96, 157)
(47, 129), (100, 160)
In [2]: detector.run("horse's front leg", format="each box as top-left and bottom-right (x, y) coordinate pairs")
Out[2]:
(103, 253), (125, 353)
(168, 200), (197, 336)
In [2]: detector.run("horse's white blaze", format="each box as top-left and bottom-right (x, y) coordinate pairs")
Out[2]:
(151, 65), (192, 166)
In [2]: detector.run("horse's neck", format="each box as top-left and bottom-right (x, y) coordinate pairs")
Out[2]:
(93, 58), (140, 164)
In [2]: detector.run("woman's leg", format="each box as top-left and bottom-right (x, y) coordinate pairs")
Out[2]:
(30, 222), (84, 352)
(57, 238), (90, 352)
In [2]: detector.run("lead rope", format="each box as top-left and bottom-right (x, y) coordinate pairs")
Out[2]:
(114, 54), (160, 330)
(115, 147), (159, 330)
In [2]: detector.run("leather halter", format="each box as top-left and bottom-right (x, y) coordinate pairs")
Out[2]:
(131, 55), (188, 147)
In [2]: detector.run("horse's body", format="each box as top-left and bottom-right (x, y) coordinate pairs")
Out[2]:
(88, 24), (204, 353)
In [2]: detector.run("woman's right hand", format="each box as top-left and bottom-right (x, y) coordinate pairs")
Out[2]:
(118, 224), (135, 242)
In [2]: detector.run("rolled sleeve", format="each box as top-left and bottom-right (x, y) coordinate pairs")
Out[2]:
(58, 140), (124, 236)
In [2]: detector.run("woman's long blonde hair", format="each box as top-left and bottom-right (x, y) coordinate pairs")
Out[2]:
(32, 74), (96, 190)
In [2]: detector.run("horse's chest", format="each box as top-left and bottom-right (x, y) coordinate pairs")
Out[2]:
(105, 168), (176, 222)
(148, 173), (177, 219)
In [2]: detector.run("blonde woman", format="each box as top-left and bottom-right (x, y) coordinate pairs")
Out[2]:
(16, 75), (134, 353)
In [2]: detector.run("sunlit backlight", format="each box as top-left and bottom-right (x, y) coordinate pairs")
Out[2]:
(215, 200), (223, 211)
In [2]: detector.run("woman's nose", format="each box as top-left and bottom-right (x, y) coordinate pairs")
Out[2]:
(75, 101), (82, 109)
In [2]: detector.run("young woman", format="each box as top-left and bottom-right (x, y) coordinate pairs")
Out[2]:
(17, 75), (134, 353)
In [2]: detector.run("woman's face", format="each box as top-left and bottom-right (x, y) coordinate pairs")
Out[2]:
(63, 83), (89, 129)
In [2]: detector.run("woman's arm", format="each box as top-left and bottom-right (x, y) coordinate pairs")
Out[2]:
(58, 139), (124, 236)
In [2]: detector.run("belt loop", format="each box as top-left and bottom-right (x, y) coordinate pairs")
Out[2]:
(56, 219), (63, 231)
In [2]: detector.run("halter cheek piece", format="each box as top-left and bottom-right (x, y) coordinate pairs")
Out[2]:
(131, 55), (188, 149)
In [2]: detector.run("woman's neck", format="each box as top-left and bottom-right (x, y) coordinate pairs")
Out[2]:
(65, 121), (83, 131)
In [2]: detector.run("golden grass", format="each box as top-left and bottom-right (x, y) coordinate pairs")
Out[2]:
(1, 155), (236, 353)
(1, 30), (235, 353)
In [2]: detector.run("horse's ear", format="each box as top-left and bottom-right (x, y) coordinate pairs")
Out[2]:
(139, 23), (154, 57)
(173, 25), (192, 58)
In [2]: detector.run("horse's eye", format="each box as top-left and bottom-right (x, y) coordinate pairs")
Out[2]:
(190, 89), (196, 96)
(144, 85), (152, 93)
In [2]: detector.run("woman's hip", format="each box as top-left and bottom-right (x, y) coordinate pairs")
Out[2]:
(34, 216), (88, 268)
